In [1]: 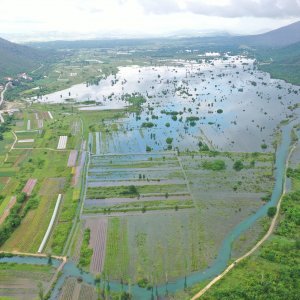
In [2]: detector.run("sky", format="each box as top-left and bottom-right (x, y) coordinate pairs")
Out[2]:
(0, 0), (300, 42)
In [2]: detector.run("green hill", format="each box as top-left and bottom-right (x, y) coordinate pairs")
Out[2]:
(257, 42), (300, 85)
(0, 37), (53, 81)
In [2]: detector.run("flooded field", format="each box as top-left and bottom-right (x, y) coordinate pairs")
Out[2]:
(18, 54), (300, 297)
(39, 56), (300, 152)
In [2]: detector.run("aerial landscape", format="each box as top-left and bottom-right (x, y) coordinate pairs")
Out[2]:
(0, 0), (300, 299)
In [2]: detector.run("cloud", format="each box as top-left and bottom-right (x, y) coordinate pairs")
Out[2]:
(0, 0), (299, 41)
(138, 0), (300, 18)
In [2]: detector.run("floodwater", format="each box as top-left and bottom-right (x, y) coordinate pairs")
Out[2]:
(1, 120), (297, 299)
(38, 56), (300, 152)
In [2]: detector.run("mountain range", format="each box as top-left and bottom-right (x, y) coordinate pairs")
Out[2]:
(0, 20), (300, 81)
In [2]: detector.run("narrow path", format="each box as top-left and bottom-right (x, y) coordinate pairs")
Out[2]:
(0, 250), (65, 260)
(9, 131), (18, 152)
(31, 63), (44, 74)
(191, 143), (296, 300)
(0, 82), (11, 123)
(0, 82), (10, 108)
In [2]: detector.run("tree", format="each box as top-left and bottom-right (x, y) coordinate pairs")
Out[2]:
(47, 253), (52, 265)
(267, 206), (277, 218)
(233, 160), (244, 171)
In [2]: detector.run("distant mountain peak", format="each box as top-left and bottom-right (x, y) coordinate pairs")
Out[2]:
(245, 20), (300, 47)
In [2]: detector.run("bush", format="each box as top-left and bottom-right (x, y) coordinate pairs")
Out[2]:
(166, 137), (173, 144)
(137, 278), (149, 288)
(233, 160), (244, 171)
(202, 160), (226, 171)
(141, 122), (154, 128)
(78, 229), (93, 268)
(267, 206), (277, 218)
(16, 192), (27, 204)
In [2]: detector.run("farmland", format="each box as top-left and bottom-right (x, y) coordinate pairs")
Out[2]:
(0, 45), (299, 300)
(0, 262), (56, 300)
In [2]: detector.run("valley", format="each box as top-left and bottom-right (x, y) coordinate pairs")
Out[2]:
(0, 21), (299, 300)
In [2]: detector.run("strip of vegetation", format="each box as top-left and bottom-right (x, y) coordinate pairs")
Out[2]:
(78, 228), (93, 269)
(84, 200), (194, 214)
(202, 160), (226, 171)
(50, 186), (79, 254)
(86, 184), (188, 199)
(0, 192), (36, 246)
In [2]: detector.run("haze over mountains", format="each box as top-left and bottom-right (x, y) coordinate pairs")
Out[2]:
(0, 20), (299, 80)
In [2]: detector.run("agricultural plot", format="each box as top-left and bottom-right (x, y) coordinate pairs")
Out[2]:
(57, 136), (68, 149)
(58, 277), (97, 300)
(34, 112), (44, 129)
(21, 111), (48, 131)
(179, 151), (274, 258)
(38, 194), (62, 253)
(73, 151), (86, 186)
(22, 178), (37, 195)
(85, 218), (108, 274)
(1, 179), (65, 253)
(100, 151), (275, 284)
(14, 131), (39, 149)
(31, 112), (80, 150)
(0, 148), (70, 253)
(103, 210), (208, 283)
(0, 131), (14, 160)
(0, 263), (56, 300)
(0, 196), (16, 226)
(83, 152), (193, 214)
(67, 150), (78, 167)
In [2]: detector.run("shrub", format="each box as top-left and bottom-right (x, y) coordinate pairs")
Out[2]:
(261, 143), (268, 149)
(233, 160), (244, 171)
(166, 137), (173, 144)
(202, 160), (226, 171)
(267, 206), (277, 218)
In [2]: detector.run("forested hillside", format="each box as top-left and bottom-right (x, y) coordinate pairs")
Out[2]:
(0, 37), (56, 81)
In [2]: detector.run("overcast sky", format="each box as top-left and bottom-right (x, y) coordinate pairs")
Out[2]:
(1, 0), (299, 42)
